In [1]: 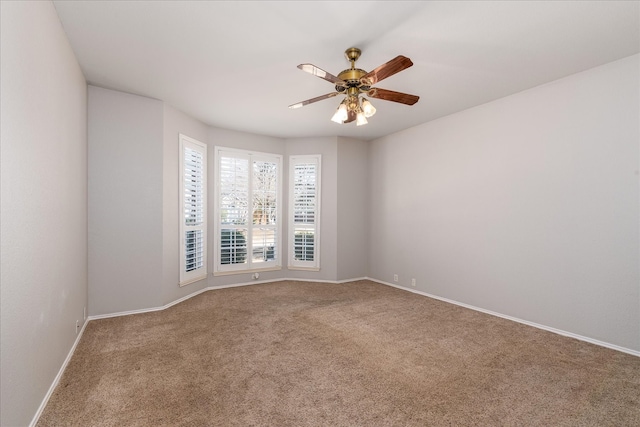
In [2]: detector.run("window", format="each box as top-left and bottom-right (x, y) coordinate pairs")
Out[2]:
(289, 155), (321, 270)
(214, 147), (282, 275)
(179, 134), (207, 286)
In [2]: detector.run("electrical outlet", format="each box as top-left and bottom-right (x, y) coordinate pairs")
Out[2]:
(75, 320), (80, 334)
(393, 274), (398, 282)
(411, 278), (416, 287)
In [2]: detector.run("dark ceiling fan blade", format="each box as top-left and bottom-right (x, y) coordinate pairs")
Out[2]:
(297, 64), (345, 86)
(367, 88), (419, 105)
(289, 92), (339, 109)
(360, 55), (413, 86)
(344, 109), (356, 123)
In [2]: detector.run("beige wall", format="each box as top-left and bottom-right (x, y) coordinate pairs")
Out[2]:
(368, 55), (640, 352)
(0, 2), (88, 425)
(337, 137), (369, 280)
(88, 86), (164, 315)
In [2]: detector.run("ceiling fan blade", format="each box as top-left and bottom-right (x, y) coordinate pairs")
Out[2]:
(367, 88), (419, 105)
(289, 92), (339, 109)
(360, 56), (413, 86)
(297, 64), (345, 86)
(344, 109), (356, 124)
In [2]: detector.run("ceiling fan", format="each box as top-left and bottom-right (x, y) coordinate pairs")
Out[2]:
(289, 47), (419, 126)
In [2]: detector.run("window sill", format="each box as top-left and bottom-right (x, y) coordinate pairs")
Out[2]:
(179, 274), (207, 287)
(212, 266), (282, 277)
(287, 266), (320, 272)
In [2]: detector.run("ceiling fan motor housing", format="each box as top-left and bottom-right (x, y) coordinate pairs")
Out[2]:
(337, 68), (367, 84)
(336, 48), (367, 91)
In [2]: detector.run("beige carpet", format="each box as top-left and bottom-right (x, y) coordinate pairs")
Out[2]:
(38, 280), (640, 426)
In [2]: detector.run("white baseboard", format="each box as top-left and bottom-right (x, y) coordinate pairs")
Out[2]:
(209, 277), (286, 289)
(29, 319), (89, 427)
(284, 276), (368, 284)
(88, 287), (213, 321)
(89, 276), (640, 358)
(88, 277), (369, 321)
(367, 277), (640, 358)
(88, 305), (165, 321)
(337, 276), (368, 283)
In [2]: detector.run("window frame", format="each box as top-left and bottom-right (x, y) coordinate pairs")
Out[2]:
(288, 154), (321, 271)
(179, 134), (208, 286)
(213, 146), (283, 276)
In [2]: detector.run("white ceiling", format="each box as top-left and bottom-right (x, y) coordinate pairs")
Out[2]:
(52, 1), (639, 141)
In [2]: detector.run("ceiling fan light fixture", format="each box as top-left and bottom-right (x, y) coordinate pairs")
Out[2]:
(361, 97), (376, 118)
(293, 48), (419, 126)
(356, 110), (368, 126)
(331, 101), (348, 123)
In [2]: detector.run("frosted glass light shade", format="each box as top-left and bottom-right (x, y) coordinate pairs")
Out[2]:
(331, 102), (348, 123)
(356, 111), (368, 126)
(361, 98), (376, 118)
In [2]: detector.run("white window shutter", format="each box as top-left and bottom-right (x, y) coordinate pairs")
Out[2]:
(289, 155), (321, 270)
(214, 148), (282, 275)
(180, 135), (207, 285)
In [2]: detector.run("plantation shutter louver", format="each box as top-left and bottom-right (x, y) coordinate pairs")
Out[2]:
(289, 155), (321, 270)
(180, 135), (207, 285)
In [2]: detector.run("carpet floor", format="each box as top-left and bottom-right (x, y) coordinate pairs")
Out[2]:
(37, 280), (640, 426)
